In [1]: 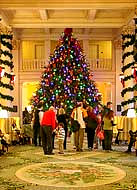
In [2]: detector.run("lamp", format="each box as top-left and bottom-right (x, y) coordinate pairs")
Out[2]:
(119, 73), (125, 87)
(0, 109), (8, 118)
(127, 108), (136, 118)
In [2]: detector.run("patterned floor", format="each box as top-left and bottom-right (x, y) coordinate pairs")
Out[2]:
(0, 144), (137, 190)
(16, 161), (126, 188)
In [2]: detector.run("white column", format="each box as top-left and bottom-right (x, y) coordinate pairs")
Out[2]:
(83, 39), (89, 61)
(122, 26), (135, 112)
(10, 40), (20, 117)
(114, 39), (123, 115)
(44, 39), (50, 67)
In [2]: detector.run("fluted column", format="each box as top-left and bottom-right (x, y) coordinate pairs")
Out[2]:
(114, 39), (123, 115)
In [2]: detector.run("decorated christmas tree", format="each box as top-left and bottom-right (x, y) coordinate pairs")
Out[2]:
(31, 28), (99, 113)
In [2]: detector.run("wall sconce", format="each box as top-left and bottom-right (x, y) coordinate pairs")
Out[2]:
(0, 66), (5, 79)
(119, 73), (125, 87)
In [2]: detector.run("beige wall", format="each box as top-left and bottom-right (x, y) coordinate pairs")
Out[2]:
(22, 40), (45, 59)
(22, 82), (39, 111)
(89, 40), (112, 59)
(96, 82), (112, 105)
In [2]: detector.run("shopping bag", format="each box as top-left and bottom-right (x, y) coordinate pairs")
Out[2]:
(97, 130), (104, 140)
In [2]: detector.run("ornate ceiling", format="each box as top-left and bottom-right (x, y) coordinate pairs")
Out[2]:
(0, 0), (136, 38)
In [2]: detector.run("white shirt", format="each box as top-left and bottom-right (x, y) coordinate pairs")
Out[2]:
(74, 107), (86, 129)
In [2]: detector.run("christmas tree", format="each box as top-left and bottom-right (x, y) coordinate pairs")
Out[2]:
(31, 28), (99, 113)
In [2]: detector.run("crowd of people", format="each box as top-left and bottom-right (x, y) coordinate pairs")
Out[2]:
(31, 101), (117, 155)
(1, 102), (136, 156)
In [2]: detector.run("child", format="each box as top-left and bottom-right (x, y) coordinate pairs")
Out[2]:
(55, 123), (65, 154)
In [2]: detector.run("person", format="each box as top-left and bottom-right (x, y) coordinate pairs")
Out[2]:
(103, 110), (114, 151)
(57, 108), (68, 149)
(71, 102), (87, 152)
(85, 106), (98, 151)
(11, 120), (18, 145)
(101, 101), (113, 150)
(0, 130), (8, 154)
(41, 106), (56, 155)
(32, 107), (41, 146)
(23, 107), (30, 124)
(102, 102), (113, 117)
(55, 123), (65, 154)
(126, 130), (137, 153)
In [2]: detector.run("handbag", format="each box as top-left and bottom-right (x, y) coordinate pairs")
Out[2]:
(71, 109), (80, 132)
(97, 130), (104, 140)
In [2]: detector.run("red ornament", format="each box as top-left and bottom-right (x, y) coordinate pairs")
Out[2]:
(89, 74), (93, 80)
(0, 66), (5, 79)
(10, 75), (15, 85)
(121, 78), (125, 88)
(133, 68), (137, 83)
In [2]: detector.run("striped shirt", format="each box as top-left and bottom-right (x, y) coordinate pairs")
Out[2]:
(56, 128), (65, 140)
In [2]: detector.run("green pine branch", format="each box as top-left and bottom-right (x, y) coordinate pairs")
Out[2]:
(121, 96), (137, 106)
(0, 49), (13, 59)
(122, 61), (135, 73)
(0, 34), (13, 40)
(0, 59), (14, 69)
(4, 72), (13, 79)
(122, 35), (135, 51)
(0, 81), (14, 90)
(122, 51), (134, 61)
(122, 34), (135, 40)
(0, 92), (14, 101)
(1, 39), (12, 50)
(0, 103), (15, 112)
(123, 74), (134, 82)
(121, 84), (137, 97)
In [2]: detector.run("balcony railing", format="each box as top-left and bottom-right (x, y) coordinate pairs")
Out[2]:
(89, 58), (112, 71)
(21, 58), (112, 71)
(21, 59), (47, 71)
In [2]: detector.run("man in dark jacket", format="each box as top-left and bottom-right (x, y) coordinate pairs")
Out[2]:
(33, 108), (41, 146)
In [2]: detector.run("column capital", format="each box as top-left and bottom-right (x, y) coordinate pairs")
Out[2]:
(135, 6), (137, 16)
(114, 39), (122, 49)
(0, 23), (12, 35)
(122, 25), (135, 35)
(12, 39), (20, 50)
